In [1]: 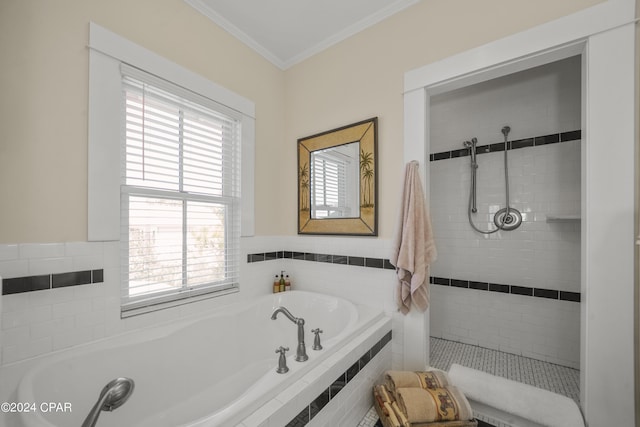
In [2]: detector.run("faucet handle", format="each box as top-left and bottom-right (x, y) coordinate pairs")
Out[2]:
(275, 346), (289, 374)
(311, 328), (323, 351)
(275, 346), (289, 354)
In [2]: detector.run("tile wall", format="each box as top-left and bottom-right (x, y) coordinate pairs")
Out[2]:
(427, 56), (582, 368)
(244, 236), (403, 369)
(0, 239), (275, 367)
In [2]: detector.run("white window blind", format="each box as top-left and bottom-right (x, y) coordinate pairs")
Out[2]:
(120, 65), (241, 315)
(311, 152), (347, 218)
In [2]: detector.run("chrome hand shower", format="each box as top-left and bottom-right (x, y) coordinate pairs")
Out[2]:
(465, 126), (522, 234)
(82, 378), (135, 427)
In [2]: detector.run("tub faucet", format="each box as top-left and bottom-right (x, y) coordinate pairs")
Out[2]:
(271, 306), (308, 362)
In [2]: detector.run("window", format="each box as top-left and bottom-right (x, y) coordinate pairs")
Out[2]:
(120, 66), (241, 314)
(88, 23), (254, 317)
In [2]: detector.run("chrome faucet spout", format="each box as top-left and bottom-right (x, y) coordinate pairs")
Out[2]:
(271, 306), (298, 323)
(271, 306), (308, 362)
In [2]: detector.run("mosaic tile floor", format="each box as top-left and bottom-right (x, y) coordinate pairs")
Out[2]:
(357, 337), (580, 427)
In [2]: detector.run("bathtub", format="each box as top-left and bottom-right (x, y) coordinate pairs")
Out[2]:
(16, 291), (385, 427)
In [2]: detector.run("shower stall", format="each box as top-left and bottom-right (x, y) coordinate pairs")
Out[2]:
(428, 56), (582, 369)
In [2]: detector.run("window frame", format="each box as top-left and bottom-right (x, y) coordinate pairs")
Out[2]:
(88, 22), (255, 316)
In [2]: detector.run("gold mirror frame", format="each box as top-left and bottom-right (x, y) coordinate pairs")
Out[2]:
(298, 117), (378, 236)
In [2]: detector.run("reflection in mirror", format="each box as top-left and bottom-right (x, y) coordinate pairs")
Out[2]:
(298, 117), (377, 236)
(310, 142), (360, 218)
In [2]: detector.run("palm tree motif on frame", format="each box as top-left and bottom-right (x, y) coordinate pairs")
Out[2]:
(299, 162), (309, 211)
(360, 149), (374, 208)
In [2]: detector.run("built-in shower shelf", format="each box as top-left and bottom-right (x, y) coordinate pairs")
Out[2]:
(546, 215), (581, 223)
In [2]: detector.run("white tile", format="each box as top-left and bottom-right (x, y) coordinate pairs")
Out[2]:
(51, 299), (92, 319)
(72, 255), (103, 271)
(28, 257), (73, 276)
(1, 325), (30, 347)
(0, 260), (29, 279)
(30, 305), (52, 324)
(20, 243), (65, 259)
(0, 245), (19, 261)
(52, 326), (93, 351)
(28, 286), (75, 307)
(1, 293), (29, 313)
(102, 241), (120, 268)
(30, 320), (58, 340)
(65, 241), (104, 257)
(239, 398), (282, 427)
(2, 309), (32, 330)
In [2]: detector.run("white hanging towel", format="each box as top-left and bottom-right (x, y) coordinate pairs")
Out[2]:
(390, 161), (436, 314)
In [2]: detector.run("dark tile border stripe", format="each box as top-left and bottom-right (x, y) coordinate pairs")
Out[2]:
(247, 250), (396, 271)
(430, 129), (581, 162)
(432, 275), (580, 303)
(285, 330), (392, 427)
(2, 269), (104, 295)
(249, 254), (580, 303)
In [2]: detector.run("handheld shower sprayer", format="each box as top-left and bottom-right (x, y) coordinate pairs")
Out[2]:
(82, 378), (135, 427)
(463, 126), (522, 233)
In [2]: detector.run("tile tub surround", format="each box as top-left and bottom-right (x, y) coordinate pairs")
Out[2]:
(0, 239), (278, 366)
(0, 236), (399, 392)
(0, 242), (116, 364)
(250, 246), (582, 305)
(284, 331), (391, 427)
(2, 269), (104, 295)
(248, 250), (395, 270)
(238, 317), (392, 427)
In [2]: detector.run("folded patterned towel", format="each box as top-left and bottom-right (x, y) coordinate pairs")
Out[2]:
(391, 401), (410, 427)
(396, 385), (473, 424)
(384, 369), (451, 401)
(384, 401), (402, 427)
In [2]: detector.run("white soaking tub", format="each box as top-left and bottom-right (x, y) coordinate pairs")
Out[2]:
(16, 291), (384, 427)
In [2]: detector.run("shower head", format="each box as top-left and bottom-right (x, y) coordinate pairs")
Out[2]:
(82, 378), (135, 427)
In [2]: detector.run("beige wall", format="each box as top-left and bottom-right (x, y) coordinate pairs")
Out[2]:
(0, 0), (606, 243)
(0, 0), (284, 243)
(283, 0), (604, 238)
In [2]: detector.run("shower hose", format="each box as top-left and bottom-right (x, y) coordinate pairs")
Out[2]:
(467, 127), (519, 234)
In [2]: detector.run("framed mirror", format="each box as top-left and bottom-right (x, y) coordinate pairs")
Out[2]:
(298, 117), (378, 236)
